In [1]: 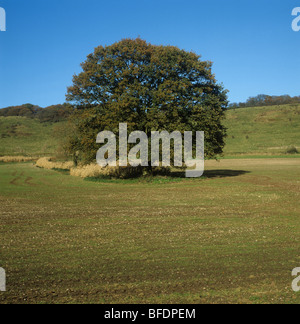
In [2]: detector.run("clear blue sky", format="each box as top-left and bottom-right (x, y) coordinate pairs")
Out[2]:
(0, 0), (300, 108)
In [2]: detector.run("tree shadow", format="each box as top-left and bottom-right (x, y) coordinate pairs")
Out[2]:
(170, 169), (250, 179)
(203, 169), (251, 179)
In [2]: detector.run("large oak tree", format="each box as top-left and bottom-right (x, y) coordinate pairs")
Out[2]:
(66, 38), (228, 165)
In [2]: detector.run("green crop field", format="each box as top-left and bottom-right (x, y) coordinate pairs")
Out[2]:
(0, 105), (300, 304)
(0, 158), (299, 304)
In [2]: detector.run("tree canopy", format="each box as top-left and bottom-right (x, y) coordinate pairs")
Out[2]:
(66, 38), (228, 165)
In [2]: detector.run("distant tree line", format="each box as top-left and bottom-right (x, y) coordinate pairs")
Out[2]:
(0, 103), (74, 122)
(228, 94), (300, 109)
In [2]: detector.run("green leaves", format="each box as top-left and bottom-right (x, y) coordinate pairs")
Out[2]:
(66, 38), (228, 164)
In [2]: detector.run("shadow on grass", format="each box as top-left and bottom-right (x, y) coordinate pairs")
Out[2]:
(171, 169), (250, 179)
(85, 169), (251, 184)
(52, 168), (70, 175)
(204, 169), (251, 179)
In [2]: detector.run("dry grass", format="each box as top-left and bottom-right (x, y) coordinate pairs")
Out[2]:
(35, 157), (74, 170)
(35, 158), (173, 179)
(36, 159), (140, 179)
(70, 163), (104, 178)
(70, 163), (144, 179)
(36, 159), (136, 178)
(0, 156), (38, 163)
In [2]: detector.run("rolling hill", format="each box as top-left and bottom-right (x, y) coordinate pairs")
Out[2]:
(0, 104), (299, 157)
(224, 104), (300, 156)
(0, 117), (63, 156)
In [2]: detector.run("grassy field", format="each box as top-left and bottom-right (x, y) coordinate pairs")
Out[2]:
(224, 104), (300, 156)
(0, 104), (299, 304)
(0, 159), (299, 304)
(0, 117), (62, 156)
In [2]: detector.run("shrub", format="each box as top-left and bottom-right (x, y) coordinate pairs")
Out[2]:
(151, 166), (172, 176)
(285, 146), (299, 154)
